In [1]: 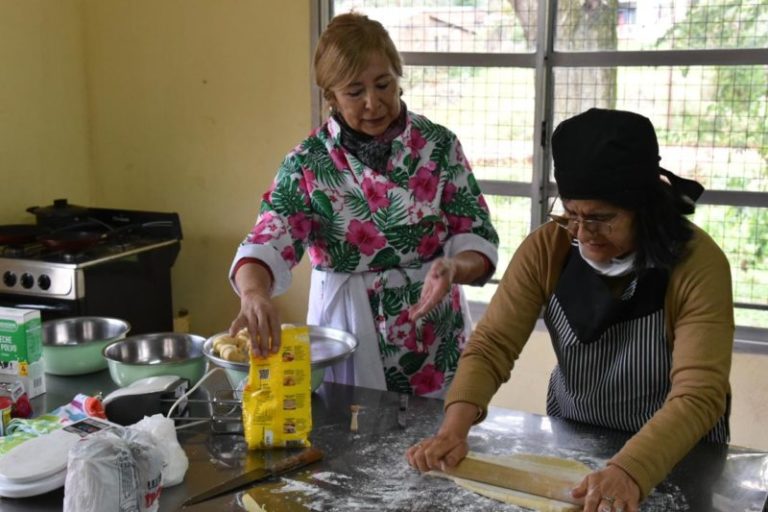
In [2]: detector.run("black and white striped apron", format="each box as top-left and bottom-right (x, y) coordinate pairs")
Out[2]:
(544, 246), (729, 443)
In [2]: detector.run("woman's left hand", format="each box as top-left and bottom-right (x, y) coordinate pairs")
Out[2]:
(572, 465), (641, 512)
(408, 257), (456, 321)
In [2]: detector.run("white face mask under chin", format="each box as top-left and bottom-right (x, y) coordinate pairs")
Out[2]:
(577, 240), (636, 276)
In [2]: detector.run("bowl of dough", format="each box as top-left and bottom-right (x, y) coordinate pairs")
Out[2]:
(203, 325), (357, 391)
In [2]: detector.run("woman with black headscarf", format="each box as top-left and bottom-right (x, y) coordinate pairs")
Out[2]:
(407, 108), (733, 512)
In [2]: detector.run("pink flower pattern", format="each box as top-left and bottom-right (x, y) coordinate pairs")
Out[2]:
(238, 112), (498, 396)
(288, 213), (312, 240)
(410, 364), (445, 395)
(346, 220), (387, 256)
(407, 128), (427, 156)
(447, 214), (474, 234)
(409, 163), (439, 202)
(362, 178), (391, 212)
(417, 234), (440, 259)
(281, 245), (296, 265)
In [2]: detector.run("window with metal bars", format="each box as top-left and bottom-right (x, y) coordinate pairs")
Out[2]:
(315, 0), (768, 343)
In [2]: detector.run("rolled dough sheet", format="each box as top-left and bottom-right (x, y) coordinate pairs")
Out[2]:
(431, 452), (591, 512)
(241, 493), (269, 512)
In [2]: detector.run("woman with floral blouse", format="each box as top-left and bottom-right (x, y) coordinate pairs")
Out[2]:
(228, 13), (499, 397)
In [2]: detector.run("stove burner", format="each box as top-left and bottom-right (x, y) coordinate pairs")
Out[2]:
(1, 246), (26, 258)
(0, 207), (182, 265)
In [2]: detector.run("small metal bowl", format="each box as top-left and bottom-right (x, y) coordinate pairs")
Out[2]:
(102, 332), (206, 387)
(42, 317), (131, 375)
(203, 325), (358, 391)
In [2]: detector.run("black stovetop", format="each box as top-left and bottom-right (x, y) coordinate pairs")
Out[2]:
(0, 206), (182, 265)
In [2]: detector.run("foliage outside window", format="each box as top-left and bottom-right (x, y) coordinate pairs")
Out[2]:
(325, 0), (768, 338)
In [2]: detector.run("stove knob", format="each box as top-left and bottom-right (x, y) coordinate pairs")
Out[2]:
(2, 271), (16, 287)
(20, 273), (35, 289)
(38, 274), (52, 291)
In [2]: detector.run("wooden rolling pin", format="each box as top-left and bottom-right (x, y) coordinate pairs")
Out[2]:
(442, 453), (584, 505)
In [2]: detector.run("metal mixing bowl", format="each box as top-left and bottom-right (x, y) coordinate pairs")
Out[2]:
(102, 332), (206, 387)
(203, 325), (358, 391)
(42, 317), (131, 375)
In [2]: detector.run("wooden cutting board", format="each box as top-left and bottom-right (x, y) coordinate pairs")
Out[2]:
(434, 452), (590, 511)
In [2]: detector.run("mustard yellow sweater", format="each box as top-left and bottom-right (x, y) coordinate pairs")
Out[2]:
(446, 221), (734, 497)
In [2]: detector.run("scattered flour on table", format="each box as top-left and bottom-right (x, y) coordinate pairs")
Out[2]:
(311, 471), (352, 485)
(262, 418), (691, 511)
(472, 420), (690, 511)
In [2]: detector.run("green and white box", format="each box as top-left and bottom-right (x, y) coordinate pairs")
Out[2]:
(0, 307), (45, 398)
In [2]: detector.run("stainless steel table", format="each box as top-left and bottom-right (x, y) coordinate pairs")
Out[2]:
(1, 370), (767, 511)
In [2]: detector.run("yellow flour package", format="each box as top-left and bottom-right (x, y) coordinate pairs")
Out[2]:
(242, 325), (312, 449)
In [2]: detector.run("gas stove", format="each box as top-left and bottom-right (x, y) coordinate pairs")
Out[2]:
(0, 203), (183, 334)
(0, 239), (179, 300)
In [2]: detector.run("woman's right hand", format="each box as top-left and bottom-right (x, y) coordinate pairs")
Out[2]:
(406, 429), (469, 473)
(406, 401), (478, 473)
(230, 260), (280, 357)
(229, 290), (281, 358)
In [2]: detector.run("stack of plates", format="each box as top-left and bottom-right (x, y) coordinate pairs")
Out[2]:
(0, 429), (75, 497)
(0, 418), (115, 498)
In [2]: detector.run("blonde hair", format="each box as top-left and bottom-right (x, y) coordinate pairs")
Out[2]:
(314, 13), (403, 103)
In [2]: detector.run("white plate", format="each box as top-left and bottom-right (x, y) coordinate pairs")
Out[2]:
(0, 467), (66, 498)
(0, 429), (80, 483)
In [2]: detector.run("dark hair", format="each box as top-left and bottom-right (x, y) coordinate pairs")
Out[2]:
(616, 180), (696, 270)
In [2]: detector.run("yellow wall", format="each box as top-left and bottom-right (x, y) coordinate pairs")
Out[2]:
(1, 0), (312, 335)
(0, 0), (91, 223)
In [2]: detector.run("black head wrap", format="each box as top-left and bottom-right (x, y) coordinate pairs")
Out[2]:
(552, 108), (703, 213)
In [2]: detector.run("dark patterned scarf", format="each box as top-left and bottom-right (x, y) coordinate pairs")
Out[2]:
(334, 101), (407, 171)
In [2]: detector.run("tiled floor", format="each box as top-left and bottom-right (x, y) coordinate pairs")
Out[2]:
(490, 326), (768, 451)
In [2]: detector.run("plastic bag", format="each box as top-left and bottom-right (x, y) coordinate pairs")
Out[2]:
(130, 414), (189, 487)
(63, 428), (163, 512)
(242, 325), (312, 449)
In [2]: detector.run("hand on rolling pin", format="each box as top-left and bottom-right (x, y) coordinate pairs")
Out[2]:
(406, 402), (475, 472)
(572, 465), (640, 512)
(230, 261), (281, 358)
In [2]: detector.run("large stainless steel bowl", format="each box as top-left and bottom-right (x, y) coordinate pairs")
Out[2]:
(42, 317), (131, 375)
(102, 332), (206, 387)
(203, 325), (358, 391)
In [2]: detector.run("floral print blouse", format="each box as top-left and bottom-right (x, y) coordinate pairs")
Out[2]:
(234, 111), (499, 395)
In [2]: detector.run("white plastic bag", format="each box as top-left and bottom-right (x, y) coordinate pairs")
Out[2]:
(63, 428), (163, 512)
(130, 414), (189, 487)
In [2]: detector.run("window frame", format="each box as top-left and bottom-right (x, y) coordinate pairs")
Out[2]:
(313, 1), (768, 344)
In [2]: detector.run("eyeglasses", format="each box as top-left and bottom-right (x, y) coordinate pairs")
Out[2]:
(548, 214), (617, 236)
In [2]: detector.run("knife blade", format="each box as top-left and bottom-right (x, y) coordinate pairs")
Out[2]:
(397, 394), (408, 428)
(182, 446), (323, 507)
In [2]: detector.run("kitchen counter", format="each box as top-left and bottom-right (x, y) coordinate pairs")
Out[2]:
(2, 370), (768, 511)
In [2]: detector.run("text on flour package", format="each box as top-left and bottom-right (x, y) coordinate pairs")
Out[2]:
(242, 325), (312, 450)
